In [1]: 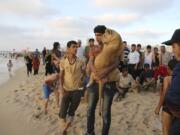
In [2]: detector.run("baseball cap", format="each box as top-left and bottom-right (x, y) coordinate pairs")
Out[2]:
(162, 29), (180, 45)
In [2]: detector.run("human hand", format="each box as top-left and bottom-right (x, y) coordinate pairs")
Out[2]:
(95, 68), (108, 80)
(154, 106), (160, 115)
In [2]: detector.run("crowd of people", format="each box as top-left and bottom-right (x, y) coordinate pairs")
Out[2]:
(24, 26), (180, 135)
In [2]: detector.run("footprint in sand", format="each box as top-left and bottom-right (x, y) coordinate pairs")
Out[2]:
(14, 89), (18, 92)
(122, 101), (132, 107)
(6, 99), (10, 103)
(32, 110), (43, 120)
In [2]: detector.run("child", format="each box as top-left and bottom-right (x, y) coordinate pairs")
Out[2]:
(7, 59), (13, 77)
(115, 66), (135, 101)
(139, 63), (156, 90)
(59, 41), (85, 135)
(42, 73), (60, 114)
(155, 59), (177, 135)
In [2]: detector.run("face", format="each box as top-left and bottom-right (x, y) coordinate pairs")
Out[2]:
(123, 42), (127, 48)
(89, 41), (94, 46)
(131, 46), (136, 51)
(144, 67), (149, 71)
(122, 70), (128, 76)
(147, 48), (151, 53)
(154, 48), (158, 53)
(95, 33), (103, 44)
(137, 46), (141, 51)
(77, 40), (81, 47)
(58, 45), (60, 49)
(161, 46), (166, 53)
(172, 43), (180, 61)
(68, 44), (78, 56)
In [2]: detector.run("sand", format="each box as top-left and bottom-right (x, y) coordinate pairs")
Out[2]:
(0, 65), (162, 135)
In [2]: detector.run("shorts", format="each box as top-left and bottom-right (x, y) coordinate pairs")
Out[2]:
(162, 102), (172, 115)
(42, 84), (52, 99)
(59, 90), (82, 119)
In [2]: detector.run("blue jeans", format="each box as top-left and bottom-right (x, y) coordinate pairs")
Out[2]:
(87, 82), (116, 135)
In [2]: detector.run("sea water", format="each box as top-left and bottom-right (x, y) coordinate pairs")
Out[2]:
(0, 57), (24, 85)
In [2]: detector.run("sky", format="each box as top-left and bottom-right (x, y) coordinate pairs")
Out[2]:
(0, 0), (179, 51)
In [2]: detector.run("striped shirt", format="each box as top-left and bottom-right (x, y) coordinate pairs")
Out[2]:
(123, 47), (130, 62)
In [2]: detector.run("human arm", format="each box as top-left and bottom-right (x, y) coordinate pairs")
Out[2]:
(116, 82), (123, 94)
(44, 73), (59, 86)
(81, 61), (86, 82)
(159, 53), (162, 65)
(95, 60), (119, 80)
(59, 69), (65, 95)
(51, 53), (60, 62)
(59, 60), (65, 95)
(89, 56), (96, 73)
(155, 77), (171, 115)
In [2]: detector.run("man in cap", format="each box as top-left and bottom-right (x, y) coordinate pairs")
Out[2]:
(162, 29), (180, 135)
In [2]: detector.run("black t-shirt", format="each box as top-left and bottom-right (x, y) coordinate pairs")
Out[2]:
(45, 54), (52, 65)
(25, 56), (32, 65)
(53, 50), (61, 58)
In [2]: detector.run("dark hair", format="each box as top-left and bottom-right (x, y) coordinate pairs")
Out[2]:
(123, 41), (127, 44)
(152, 62), (159, 67)
(89, 38), (95, 42)
(154, 47), (158, 50)
(67, 40), (77, 48)
(94, 25), (106, 34)
(168, 59), (177, 71)
(131, 44), (136, 47)
(137, 44), (141, 47)
(122, 66), (128, 72)
(147, 45), (151, 49)
(144, 63), (150, 68)
(53, 42), (60, 50)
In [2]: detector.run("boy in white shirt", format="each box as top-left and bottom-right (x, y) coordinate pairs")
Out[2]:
(128, 44), (140, 79)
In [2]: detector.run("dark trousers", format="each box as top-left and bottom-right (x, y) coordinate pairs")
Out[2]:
(45, 64), (53, 76)
(59, 90), (82, 119)
(26, 64), (32, 75)
(128, 64), (136, 79)
(34, 69), (39, 75)
(87, 82), (116, 135)
(170, 117), (180, 135)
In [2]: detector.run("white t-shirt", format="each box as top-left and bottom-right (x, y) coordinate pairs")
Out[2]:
(144, 52), (153, 67)
(160, 52), (172, 66)
(77, 47), (85, 60)
(118, 73), (135, 88)
(128, 51), (140, 64)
